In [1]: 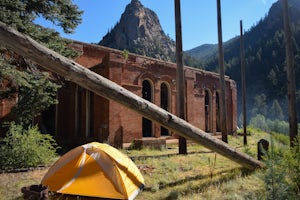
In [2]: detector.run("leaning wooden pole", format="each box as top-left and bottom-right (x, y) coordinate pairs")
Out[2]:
(174, 0), (187, 154)
(240, 20), (247, 146)
(217, 0), (228, 143)
(282, 0), (298, 147)
(0, 21), (265, 170)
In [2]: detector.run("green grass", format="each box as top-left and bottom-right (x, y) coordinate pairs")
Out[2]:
(133, 129), (287, 200)
(0, 168), (49, 200)
(0, 129), (291, 200)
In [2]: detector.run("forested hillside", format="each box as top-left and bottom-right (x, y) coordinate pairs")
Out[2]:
(187, 0), (300, 122)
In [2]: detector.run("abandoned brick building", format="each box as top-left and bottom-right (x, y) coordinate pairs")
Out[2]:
(0, 41), (237, 147)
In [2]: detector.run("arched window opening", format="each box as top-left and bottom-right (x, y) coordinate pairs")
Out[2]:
(205, 90), (212, 132)
(160, 83), (170, 136)
(216, 92), (221, 132)
(142, 80), (153, 137)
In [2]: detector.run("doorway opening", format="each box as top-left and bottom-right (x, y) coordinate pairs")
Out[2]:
(41, 104), (56, 135)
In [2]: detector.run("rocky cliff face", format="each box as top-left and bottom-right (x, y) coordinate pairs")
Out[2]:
(99, 0), (175, 61)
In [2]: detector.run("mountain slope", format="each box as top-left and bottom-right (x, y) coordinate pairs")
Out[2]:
(99, 0), (176, 61)
(188, 0), (300, 121)
(186, 44), (218, 63)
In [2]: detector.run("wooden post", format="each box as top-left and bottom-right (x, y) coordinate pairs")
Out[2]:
(240, 20), (247, 145)
(174, 0), (187, 154)
(0, 21), (266, 170)
(217, 0), (228, 143)
(282, 0), (298, 147)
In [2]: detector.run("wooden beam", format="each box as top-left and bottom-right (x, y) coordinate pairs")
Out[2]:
(0, 21), (265, 170)
(240, 20), (247, 145)
(174, 0), (187, 154)
(216, 0), (228, 143)
(282, 0), (298, 147)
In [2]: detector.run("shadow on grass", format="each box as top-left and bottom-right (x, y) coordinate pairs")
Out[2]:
(143, 167), (253, 193)
(130, 150), (213, 161)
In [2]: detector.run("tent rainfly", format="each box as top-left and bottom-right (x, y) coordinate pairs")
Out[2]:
(41, 142), (144, 200)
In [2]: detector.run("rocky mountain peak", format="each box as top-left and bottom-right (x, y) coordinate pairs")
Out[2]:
(99, 0), (175, 61)
(130, 0), (142, 7)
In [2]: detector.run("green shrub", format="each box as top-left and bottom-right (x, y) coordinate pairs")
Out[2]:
(270, 132), (289, 146)
(266, 119), (289, 135)
(283, 139), (300, 197)
(250, 116), (300, 137)
(250, 114), (269, 131)
(0, 123), (59, 170)
(246, 126), (258, 135)
(263, 136), (300, 199)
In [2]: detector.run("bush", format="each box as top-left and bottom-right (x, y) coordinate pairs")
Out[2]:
(283, 140), (300, 196)
(0, 123), (59, 170)
(263, 136), (300, 199)
(270, 132), (290, 146)
(250, 114), (269, 131)
(266, 119), (289, 135)
(250, 115), (299, 136)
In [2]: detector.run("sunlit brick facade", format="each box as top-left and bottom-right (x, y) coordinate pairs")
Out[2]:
(52, 41), (237, 147)
(0, 41), (237, 148)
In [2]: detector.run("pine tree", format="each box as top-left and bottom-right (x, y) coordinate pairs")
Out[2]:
(270, 99), (284, 121)
(0, 0), (83, 126)
(251, 94), (268, 118)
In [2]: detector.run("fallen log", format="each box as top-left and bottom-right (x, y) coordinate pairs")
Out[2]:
(0, 22), (265, 170)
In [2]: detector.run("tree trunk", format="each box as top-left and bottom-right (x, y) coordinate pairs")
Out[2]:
(282, 0), (298, 148)
(240, 20), (247, 145)
(217, 0), (228, 143)
(0, 21), (265, 170)
(174, 0), (187, 154)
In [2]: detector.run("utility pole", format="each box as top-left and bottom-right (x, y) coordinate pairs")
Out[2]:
(174, 0), (187, 154)
(217, 0), (228, 143)
(240, 20), (247, 145)
(282, 0), (298, 148)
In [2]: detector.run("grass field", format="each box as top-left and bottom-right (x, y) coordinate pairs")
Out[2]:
(0, 129), (278, 199)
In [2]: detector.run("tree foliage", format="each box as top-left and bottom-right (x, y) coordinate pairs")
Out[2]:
(0, 0), (82, 34)
(0, 0), (82, 125)
(249, 115), (300, 136)
(0, 56), (60, 125)
(270, 99), (284, 121)
(249, 114), (268, 131)
(251, 94), (268, 117)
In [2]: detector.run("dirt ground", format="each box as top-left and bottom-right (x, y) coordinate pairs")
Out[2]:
(0, 167), (49, 199)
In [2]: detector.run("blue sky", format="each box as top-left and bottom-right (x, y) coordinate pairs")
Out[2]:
(36, 0), (278, 50)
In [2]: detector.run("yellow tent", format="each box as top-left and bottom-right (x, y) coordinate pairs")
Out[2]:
(41, 142), (144, 200)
